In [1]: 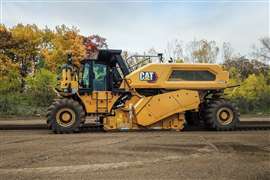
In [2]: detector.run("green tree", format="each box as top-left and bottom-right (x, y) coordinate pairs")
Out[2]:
(26, 68), (57, 106)
(226, 74), (270, 113)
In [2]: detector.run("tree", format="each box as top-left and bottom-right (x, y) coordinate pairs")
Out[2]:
(40, 25), (86, 71)
(121, 51), (129, 60)
(189, 39), (219, 63)
(0, 25), (18, 53)
(0, 26), (21, 94)
(26, 68), (57, 106)
(165, 39), (184, 62)
(223, 57), (269, 81)
(252, 37), (270, 64)
(84, 35), (108, 59)
(10, 24), (43, 73)
(222, 42), (233, 62)
(147, 48), (158, 56)
(0, 25), (19, 80)
(226, 73), (270, 113)
(0, 24), (42, 90)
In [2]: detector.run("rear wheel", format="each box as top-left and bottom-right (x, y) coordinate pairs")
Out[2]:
(46, 98), (85, 134)
(203, 99), (240, 131)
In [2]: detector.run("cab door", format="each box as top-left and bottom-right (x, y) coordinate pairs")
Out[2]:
(92, 62), (111, 113)
(79, 62), (120, 114)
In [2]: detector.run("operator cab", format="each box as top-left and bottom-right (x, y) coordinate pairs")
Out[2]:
(79, 49), (130, 93)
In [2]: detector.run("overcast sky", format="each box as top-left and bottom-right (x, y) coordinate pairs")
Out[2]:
(1, 0), (269, 60)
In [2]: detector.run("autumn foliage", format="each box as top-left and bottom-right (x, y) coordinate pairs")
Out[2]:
(0, 24), (107, 116)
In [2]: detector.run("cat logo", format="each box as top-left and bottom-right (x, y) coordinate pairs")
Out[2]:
(139, 72), (157, 82)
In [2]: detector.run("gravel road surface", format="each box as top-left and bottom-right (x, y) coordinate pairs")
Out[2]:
(0, 129), (269, 180)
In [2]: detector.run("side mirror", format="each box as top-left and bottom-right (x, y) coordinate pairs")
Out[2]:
(168, 57), (173, 63)
(67, 53), (73, 65)
(158, 53), (163, 63)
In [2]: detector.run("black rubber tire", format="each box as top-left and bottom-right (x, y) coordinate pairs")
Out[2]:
(203, 99), (240, 131)
(185, 111), (200, 126)
(79, 108), (86, 127)
(46, 98), (85, 134)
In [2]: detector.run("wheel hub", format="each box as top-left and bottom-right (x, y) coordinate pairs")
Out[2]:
(56, 108), (76, 127)
(217, 107), (234, 125)
(220, 111), (229, 119)
(62, 112), (71, 122)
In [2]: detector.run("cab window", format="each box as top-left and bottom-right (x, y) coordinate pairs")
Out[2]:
(93, 63), (107, 91)
(169, 70), (216, 81)
(82, 63), (90, 88)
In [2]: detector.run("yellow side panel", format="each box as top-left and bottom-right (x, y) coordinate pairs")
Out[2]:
(134, 90), (200, 126)
(79, 91), (120, 113)
(104, 110), (132, 130)
(104, 110), (185, 131)
(122, 63), (229, 90)
(149, 113), (185, 131)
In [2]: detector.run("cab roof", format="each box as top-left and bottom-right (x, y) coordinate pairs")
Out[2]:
(81, 49), (122, 64)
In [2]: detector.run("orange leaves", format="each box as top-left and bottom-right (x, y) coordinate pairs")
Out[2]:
(1, 24), (108, 74)
(40, 25), (86, 71)
(84, 35), (108, 59)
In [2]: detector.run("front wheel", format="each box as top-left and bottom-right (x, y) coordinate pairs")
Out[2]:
(46, 99), (85, 134)
(203, 99), (240, 131)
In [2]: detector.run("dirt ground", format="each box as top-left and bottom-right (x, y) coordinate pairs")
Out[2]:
(0, 129), (269, 180)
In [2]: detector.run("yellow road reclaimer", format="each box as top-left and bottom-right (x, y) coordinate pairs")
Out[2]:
(46, 50), (240, 133)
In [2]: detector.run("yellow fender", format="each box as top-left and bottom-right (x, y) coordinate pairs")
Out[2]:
(133, 90), (200, 126)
